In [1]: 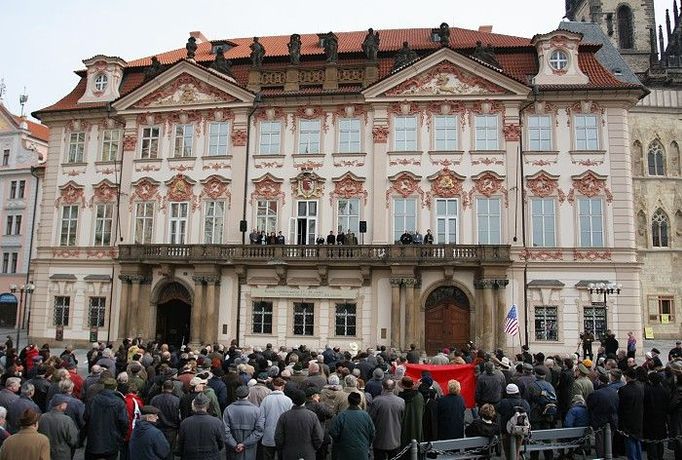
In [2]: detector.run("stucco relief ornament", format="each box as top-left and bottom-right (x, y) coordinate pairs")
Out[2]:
(251, 175), (285, 204)
(167, 175), (194, 202)
(330, 174), (368, 205)
(122, 134), (137, 152)
(526, 172), (563, 201)
(567, 171), (613, 203)
(201, 176), (230, 203)
(56, 183), (85, 207)
(91, 181), (118, 205)
(134, 180), (159, 201)
(386, 173), (427, 208)
(135, 74), (236, 108)
(387, 61), (505, 96)
(470, 171), (509, 206)
(503, 122), (521, 141)
(292, 172), (324, 199)
(231, 129), (247, 146)
(372, 126), (389, 143)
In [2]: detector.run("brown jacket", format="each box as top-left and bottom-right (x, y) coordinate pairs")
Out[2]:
(0, 426), (50, 460)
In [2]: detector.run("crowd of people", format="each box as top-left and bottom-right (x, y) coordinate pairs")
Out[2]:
(0, 334), (679, 460)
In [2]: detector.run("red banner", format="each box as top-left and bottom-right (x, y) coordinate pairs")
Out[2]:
(405, 363), (477, 408)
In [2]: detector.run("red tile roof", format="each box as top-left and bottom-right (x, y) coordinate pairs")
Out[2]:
(21, 118), (49, 142)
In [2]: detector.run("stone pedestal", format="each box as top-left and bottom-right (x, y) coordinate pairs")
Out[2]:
(247, 69), (261, 92)
(323, 63), (338, 90)
(284, 67), (299, 92)
(363, 63), (379, 87)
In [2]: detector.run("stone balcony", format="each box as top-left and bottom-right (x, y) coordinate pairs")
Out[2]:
(117, 244), (512, 268)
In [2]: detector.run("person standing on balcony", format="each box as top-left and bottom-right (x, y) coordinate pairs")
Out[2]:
(249, 229), (259, 244)
(326, 231), (335, 245)
(399, 230), (412, 245)
(276, 232), (285, 245)
(337, 230), (346, 245)
(347, 231), (358, 245)
(423, 230), (434, 244)
(413, 231), (423, 244)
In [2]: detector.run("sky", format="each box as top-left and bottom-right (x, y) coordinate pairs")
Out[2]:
(0, 0), (673, 121)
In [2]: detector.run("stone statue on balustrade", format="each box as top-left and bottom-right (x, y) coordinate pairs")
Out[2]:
(250, 37), (266, 68)
(288, 33), (302, 65)
(393, 41), (418, 70)
(362, 28), (380, 61)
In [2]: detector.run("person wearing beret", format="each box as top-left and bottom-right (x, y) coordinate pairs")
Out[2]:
(129, 405), (170, 460)
(223, 385), (263, 460)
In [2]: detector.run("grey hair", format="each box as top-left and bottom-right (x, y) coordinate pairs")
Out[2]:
(344, 375), (357, 388)
(55, 369), (69, 381)
(0, 407), (6, 419)
(117, 372), (129, 383)
(59, 379), (74, 394)
(20, 382), (34, 396)
(5, 377), (21, 389)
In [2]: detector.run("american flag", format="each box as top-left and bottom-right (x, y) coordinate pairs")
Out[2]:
(504, 304), (520, 336)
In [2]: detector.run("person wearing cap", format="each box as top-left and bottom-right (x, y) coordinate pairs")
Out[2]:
(38, 395), (79, 460)
(0, 409), (49, 460)
(259, 377), (293, 459)
(369, 379), (404, 459)
(247, 372), (272, 408)
(580, 330), (595, 361)
(514, 362), (535, 398)
(329, 391), (375, 460)
(223, 385), (264, 460)
(274, 389), (324, 460)
(572, 362), (594, 401)
(650, 348), (664, 369)
(365, 368), (385, 399)
(320, 374), (346, 415)
(128, 405), (170, 460)
(177, 393), (225, 460)
(304, 362), (327, 390)
(618, 367), (644, 460)
(84, 377), (128, 460)
(497, 383), (531, 460)
(150, 380), (180, 458)
(669, 341), (682, 362)
(526, 366), (558, 459)
(564, 394), (589, 428)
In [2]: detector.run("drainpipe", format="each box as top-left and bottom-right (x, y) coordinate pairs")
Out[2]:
(24, 166), (40, 337)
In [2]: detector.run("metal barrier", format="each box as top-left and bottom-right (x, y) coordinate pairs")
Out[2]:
(510, 426), (595, 460)
(407, 436), (497, 459)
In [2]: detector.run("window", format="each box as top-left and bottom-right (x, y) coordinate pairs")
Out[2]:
(101, 129), (121, 161)
(168, 202), (189, 244)
(293, 302), (314, 336)
(60, 205), (79, 246)
(527, 115), (552, 151)
(1, 252), (17, 274)
(5, 215), (22, 236)
(208, 122), (229, 156)
(535, 306), (558, 341)
(94, 203), (114, 246)
(434, 115), (457, 150)
(17, 180), (25, 199)
(256, 200), (278, 233)
(652, 209), (670, 247)
(140, 127), (160, 159)
(299, 120), (321, 154)
(88, 297), (106, 328)
(173, 124), (194, 158)
(393, 197), (417, 242)
(335, 303), (357, 336)
(337, 198), (360, 234)
(394, 116), (417, 151)
(475, 115), (499, 150)
(574, 115), (599, 150)
(435, 198), (458, 244)
(135, 202), (155, 244)
(549, 50), (569, 71)
(477, 198), (501, 244)
(67, 132), (86, 163)
(339, 118), (361, 153)
(53, 296), (70, 326)
(9, 181), (16, 199)
(259, 121), (281, 154)
(647, 141), (665, 175)
(204, 201), (225, 244)
(252, 301), (273, 334)
(531, 198), (556, 247)
(583, 304), (606, 339)
(617, 5), (634, 49)
(578, 198), (603, 247)
(657, 296), (675, 322)
(94, 73), (108, 91)
(2, 149), (8, 166)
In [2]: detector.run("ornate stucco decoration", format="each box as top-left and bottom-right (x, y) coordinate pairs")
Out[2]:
(372, 126), (389, 143)
(290, 171), (325, 199)
(567, 170), (613, 204)
(128, 178), (160, 210)
(251, 174), (285, 204)
(469, 171), (508, 207)
(469, 100), (505, 115)
(388, 102), (423, 126)
(519, 249), (564, 261)
(162, 174), (198, 211)
(329, 172), (368, 205)
(291, 106), (328, 134)
(200, 175), (231, 206)
(427, 168), (468, 208)
(55, 181), (85, 207)
(425, 100), (467, 130)
(525, 170), (566, 203)
(503, 119), (521, 141)
(566, 100), (605, 127)
(526, 101), (560, 126)
(89, 179), (119, 207)
(255, 107), (288, 129)
(134, 73), (237, 108)
(231, 129), (247, 146)
(331, 105), (369, 125)
(385, 61), (506, 96)
(386, 172), (427, 208)
(573, 249), (612, 261)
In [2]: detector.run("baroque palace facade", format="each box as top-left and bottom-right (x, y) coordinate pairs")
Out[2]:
(31, 22), (645, 353)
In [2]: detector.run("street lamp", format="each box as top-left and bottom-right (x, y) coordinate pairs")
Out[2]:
(588, 281), (622, 339)
(10, 282), (35, 348)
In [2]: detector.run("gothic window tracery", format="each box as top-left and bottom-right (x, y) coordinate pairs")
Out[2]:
(652, 208), (670, 248)
(648, 141), (665, 176)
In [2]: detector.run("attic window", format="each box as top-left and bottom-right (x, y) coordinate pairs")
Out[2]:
(549, 50), (569, 71)
(94, 74), (108, 92)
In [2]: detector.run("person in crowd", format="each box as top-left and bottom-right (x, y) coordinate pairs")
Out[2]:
(38, 395), (80, 460)
(399, 376), (424, 444)
(626, 331), (637, 359)
(28, 365), (51, 413)
(418, 374), (439, 441)
(7, 382), (41, 434)
(399, 230), (413, 245)
(526, 366), (557, 460)
(413, 231), (423, 244)
(259, 377), (292, 460)
(0, 407), (9, 448)
(436, 379), (465, 441)
(558, 358), (575, 421)
(618, 367), (644, 460)
(365, 368), (385, 398)
(274, 389), (324, 460)
(223, 385), (263, 460)
(497, 383), (530, 460)
(58, 378), (85, 437)
(643, 371), (668, 460)
(406, 344), (420, 364)
(122, 382), (144, 459)
(603, 330), (619, 356)
(326, 231), (336, 245)
(0, 409), (50, 460)
(84, 377), (129, 460)
(475, 361), (505, 408)
(572, 362), (594, 400)
(368, 379), (404, 460)
(580, 331), (595, 360)
(465, 402), (499, 438)
(176, 393), (225, 460)
(150, 379), (180, 459)
(423, 229), (434, 244)
(0, 377), (19, 410)
(128, 405), (170, 460)
(669, 341), (682, 362)
(564, 394), (589, 427)
(304, 387), (334, 460)
(329, 392), (375, 460)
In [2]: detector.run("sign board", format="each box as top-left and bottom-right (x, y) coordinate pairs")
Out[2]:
(644, 327), (655, 339)
(89, 327), (98, 343)
(55, 325), (64, 341)
(0, 293), (17, 304)
(250, 286), (358, 300)
(661, 314), (671, 324)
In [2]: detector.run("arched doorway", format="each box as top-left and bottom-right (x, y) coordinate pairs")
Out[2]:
(424, 285), (471, 354)
(155, 282), (191, 347)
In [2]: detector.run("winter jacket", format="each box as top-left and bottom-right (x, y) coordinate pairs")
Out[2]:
(259, 390), (292, 447)
(365, 377), (384, 398)
(84, 388), (128, 456)
(436, 393), (465, 440)
(572, 376), (594, 401)
(246, 383), (271, 407)
(208, 376), (228, 411)
(475, 370), (505, 405)
(368, 391), (405, 450)
(0, 426), (50, 460)
(0, 389), (18, 410)
(329, 407), (375, 460)
(643, 381), (669, 440)
(124, 392), (144, 441)
(37, 409), (79, 460)
(564, 403), (589, 427)
(320, 385), (346, 414)
(586, 383), (619, 429)
(465, 418), (500, 438)
(176, 411), (225, 460)
(223, 399), (264, 460)
(7, 395), (41, 433)
(497, 395), (531, 433)
(28, 375), (51, 413)
(274, 405), (324, 460)
(558, 368), (575, 416)
(150, 391), (180, 431)
(618, 380), (644, 439)
(129, 419), (171, 460)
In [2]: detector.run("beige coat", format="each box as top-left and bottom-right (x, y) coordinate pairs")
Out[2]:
(0, 426), (50, 460)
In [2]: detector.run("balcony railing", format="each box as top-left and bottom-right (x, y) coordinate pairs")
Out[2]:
(118, 244), (511, 266)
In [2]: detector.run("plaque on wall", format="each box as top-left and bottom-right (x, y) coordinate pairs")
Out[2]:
(89, 327), (98, 343)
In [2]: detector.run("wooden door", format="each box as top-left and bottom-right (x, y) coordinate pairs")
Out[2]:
(425, 303), (470, 355)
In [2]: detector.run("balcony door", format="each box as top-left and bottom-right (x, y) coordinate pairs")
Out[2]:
(291, 200), (317, 245)
(435, 198), (458, 244)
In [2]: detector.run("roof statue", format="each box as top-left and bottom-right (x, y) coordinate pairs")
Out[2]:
(439, 22), (451, 47)
(186, 36), (198, 60)
(321, 32), (339, 63)
(471, 41), (500, 68)
(393, 41), (418, 70)
(209, 47), (232, 76)
(250, 37), (265, 68)
(143, 56), (164, 81)
(288, 34), (301, 65)
(361, 28), (380, 61)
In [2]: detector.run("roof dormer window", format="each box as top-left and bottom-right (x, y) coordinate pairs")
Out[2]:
(549, 50), (569, 71)
(530, 30), (588, 86)
(78, 55), (126, 104)
(94, 74), (108, 92)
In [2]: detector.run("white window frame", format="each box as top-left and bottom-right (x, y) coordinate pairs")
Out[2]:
(527, 115), (552, 151)
(53, 296), (70, 326)
(435, 198), (458, 244)
(298, 119), (321, 154)
(93, 203), (114, 246)
(1, 252), (17, 274)
(88, 296), (106, 328)
(140, 127), (160, 159)
(574, 115), (599, 150)
(173, 124), (194, 158)
(476, 197), (502, 244)
(338, 118), (361, 153)
(433, 115), (458, 150)
(67, 132), (86, 163)
(531, 198), (556, 247)
(393, 115), (418, 151)
(252, 301), (273, 334)
(100, 129), (121, 162)
(134, 202), (155, 244)
(335, 302), (357, 337)
(256, 200), (278, 234)
(293, 302), (315, 336)
(17, 180), (25, 199)
(60, 205), (79, 246)
(5, 214), (21, 236)
(208, 122), (230, 156)
(475, 115), (499, 150)
(549, 50), (569, 71)
(94, 74), (108, 92)
(337, 198), (360, 235)
(291, 200), (318, 245)
(9, 181), (17, 199)
(259, 121), (281, 154)
(578, 197), (604, 247)
(168, 202), (189, 244)
(393, 197), (417, 242)
(204, 200), (225, 244)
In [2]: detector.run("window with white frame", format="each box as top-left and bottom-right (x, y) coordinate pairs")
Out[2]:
(168, 202), (189, 244)
(531, 198), (556, 247)
(548, 50), (569, 71)
(259, 121), (281, 154)
(67, 132), (86, 163)
(53, 296), (70, 326)
(475, 115), (499, 150)
(88, 296), (106, 328)
(339, 118), (361, 153)
(135, 202), (155, 244)
(647, 141), (666, 176)
(578, 197), (604, 247)
(535, 306), (558, 341)
(208, 122), (229, 156)
(60, 205), (79, 246)
(393, 197), (417, 242)
(477, 197), (501, 244)
(652, 208), (670, 248)
(434, 115), (458, 150)
(10, 180), (25, 199)
(293, 302), (314, 336)
(256, 200), (278, 233)
(1, 252), (17, 274)
(252, 301), (273, 334)
(9, 181), (16, 199)
(583, 305), (606, 338)
(337, 198), (360, 234)
(173, 124), (194, 158)
(94, 74), (108, 92)
(574, 115), (599, 150)
(204, 201), (225, 244)
(435, 198), (458, 244)
(101, 129), (121, 161)
(5, 215), (21, 236)
(335, 303), (357, 336)
(299, 119), (321, 154)
(140, 127), (160, 159)
(94, 203), (114, 246)
(394, 115), (418, 151)
(527, 115), (552, 151)
(657, 296), (675, 322)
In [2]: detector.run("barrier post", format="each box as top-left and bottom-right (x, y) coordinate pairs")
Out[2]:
(410, 439), (418, 460)
(604, 424), (612, 460)
(510, 435), (517, 460)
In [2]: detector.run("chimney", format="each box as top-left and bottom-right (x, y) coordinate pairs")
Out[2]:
(190, 31), (208, 44)
(478, 25), (493, 33)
